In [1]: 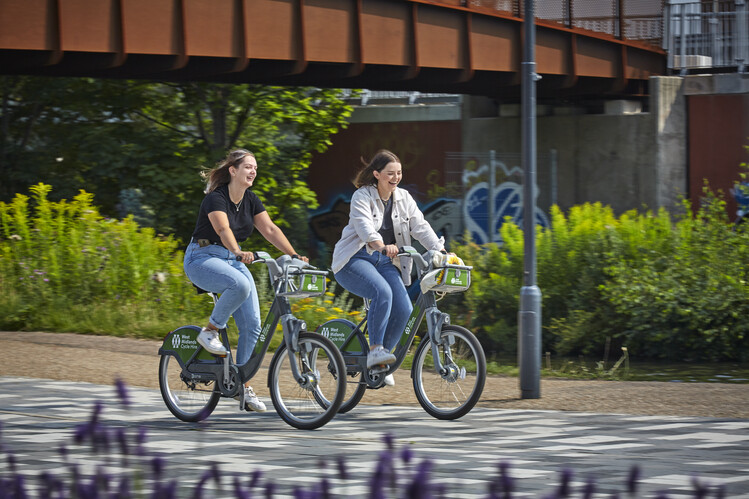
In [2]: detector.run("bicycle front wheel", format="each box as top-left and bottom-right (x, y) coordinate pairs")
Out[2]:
(412, 325), (486, 420)
(268, 332), (346, 430)
(159, 354), (220, 422)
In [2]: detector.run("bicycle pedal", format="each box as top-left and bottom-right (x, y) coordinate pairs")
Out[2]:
(369, 365), (388, 375)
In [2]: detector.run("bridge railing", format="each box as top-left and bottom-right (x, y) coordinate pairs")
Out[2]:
(439, 0), (665, 47)
(663, 0), (749, 73)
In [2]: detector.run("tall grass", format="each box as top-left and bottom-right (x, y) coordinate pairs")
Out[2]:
(0, 184), (358, 343)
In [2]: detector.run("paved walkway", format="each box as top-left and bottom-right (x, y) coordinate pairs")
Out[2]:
(1, 376), (748, 498)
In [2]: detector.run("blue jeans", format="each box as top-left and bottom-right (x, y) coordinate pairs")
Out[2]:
(334, 247), (412, 351)
(183, 242), (261, 365)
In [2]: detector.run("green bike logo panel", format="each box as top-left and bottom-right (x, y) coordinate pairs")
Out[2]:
(445, 268), (469, 287)
(318, 320), (365, 353)
(167, 327), (216, 362)
(300, 274), (325, 294)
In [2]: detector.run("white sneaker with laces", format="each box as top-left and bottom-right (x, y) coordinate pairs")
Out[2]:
(384, 374), (395, 387)
(367, 346), (396, 368)
(235, 386), (267, 412)
(197, 328), (227, 356)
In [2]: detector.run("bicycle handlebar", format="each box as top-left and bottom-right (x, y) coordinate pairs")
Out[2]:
(380, 246), (433, 272)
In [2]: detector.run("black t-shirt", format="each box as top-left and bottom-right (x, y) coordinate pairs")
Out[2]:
(378, 196), (396, 245)
(191, 184), (266, 243)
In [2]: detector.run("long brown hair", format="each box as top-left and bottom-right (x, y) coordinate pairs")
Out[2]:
(201, 149), (255, 193)
(353, 149), (401, 188)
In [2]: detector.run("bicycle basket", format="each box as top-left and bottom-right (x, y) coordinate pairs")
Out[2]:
(278, 271), (327, 298)
(420, 255), (471, 294)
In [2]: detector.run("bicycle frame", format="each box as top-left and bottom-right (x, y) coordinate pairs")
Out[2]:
(321, 247), (470, 383)
(158, 252), (323, 396)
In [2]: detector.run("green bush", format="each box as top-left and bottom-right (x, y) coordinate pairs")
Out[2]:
(446, 191), (749, 362)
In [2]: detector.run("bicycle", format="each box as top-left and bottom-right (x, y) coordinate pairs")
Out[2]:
(158, 252), (346, 430)
(316, 246), (487, 420)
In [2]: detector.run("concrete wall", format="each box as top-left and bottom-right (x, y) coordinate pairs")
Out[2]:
(461, 76), (688, 215)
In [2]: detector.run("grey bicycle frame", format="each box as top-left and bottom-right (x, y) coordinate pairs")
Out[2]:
(182, 253), (325, 387)
(339, 246), (464, 377)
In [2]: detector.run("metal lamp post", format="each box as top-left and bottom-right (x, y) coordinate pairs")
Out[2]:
(518, 0), (542, 399)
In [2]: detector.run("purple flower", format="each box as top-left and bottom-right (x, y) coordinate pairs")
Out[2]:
(401, 446), (413, 464)
(90, 401), (103, 425)
(558, 468), (573, 498)
(155, 480), (178, 499)
(691, 476), (708, 499)
(581, 476), (596, 499)
(232, 477), (251, 499)
(382, 433), (395, 451)
(114, 378), (130, 408)
(248, 469), (262, 490)
(116, 476), (131, 497)
(11, 474), (28, 499)
(319, 477), (331, 499)
(626, 465), (640, 495)
(498, 461), (514, 497)
(135, 426), (148, 455)
(151, 456), (165, 477)
(7, 453), (18, 473)
(406, 459), (433, 499)
(336, 455), (349, 480)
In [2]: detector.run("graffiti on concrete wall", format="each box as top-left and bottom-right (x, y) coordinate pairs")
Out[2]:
(453, 153), (551, 245)
(309, 152), (552, 250)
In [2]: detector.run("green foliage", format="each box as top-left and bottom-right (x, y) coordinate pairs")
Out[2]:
(446, 193), (749, 362)
(0, 76), (354, 246)
(0, 184), (367, 341)
(0, 183), (209, 336)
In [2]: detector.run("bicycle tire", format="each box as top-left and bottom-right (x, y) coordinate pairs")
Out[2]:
(412, 324), (486, 420)
(159, 354), (220, 422)
(267, 332), (346, 430)
(338, 374), (367, 413)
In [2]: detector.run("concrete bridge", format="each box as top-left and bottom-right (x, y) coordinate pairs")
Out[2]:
(0, 0), (666, 99)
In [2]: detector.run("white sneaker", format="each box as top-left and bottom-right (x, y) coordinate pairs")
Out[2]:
(366, 346), (396, 368)
(235, 386), (267, 412)
(197, 328), (227, 356)
(384, 374), (395, 387)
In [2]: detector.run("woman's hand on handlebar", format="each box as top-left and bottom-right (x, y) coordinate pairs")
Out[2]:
(235, 251), (255, 264)
(292, 254), (309, 263)
(380, 244), (399, 258)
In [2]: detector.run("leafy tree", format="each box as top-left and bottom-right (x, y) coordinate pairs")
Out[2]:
(0, 76), (354, 246)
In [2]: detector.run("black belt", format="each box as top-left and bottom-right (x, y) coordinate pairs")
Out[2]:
(191, 237), (224, 248)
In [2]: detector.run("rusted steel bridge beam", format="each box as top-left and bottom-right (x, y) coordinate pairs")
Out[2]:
(0, 0), (665, 99)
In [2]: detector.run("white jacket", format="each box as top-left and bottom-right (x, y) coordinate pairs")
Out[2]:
(331, 185), (444, 285)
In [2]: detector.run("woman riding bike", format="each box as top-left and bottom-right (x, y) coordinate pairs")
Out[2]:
(331, 149), (447, 384)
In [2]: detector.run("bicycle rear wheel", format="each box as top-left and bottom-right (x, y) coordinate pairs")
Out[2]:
(338, 373), (367, 413)
(159, 354), (220, 422)
(412, 325), (486, 420)
(268, 332), (346, 430)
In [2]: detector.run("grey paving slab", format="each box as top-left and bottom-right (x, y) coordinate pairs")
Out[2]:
(0, 376), (747, 498)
